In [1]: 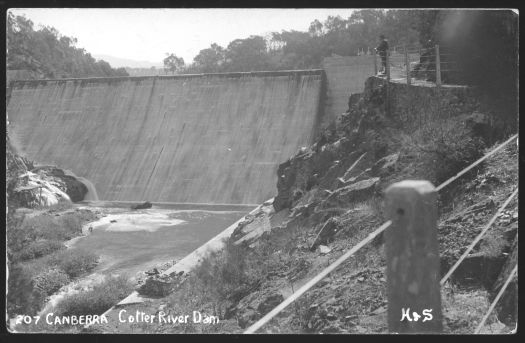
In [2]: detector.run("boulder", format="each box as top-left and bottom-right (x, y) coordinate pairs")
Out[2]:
(319, 245), (332, 254)
(370, 153), (399, 176)
(230, 213), (258, 242)
(145, 267), (160, 276)
(31, 167), (88, 202)
(12, 171), (71, 208)
(257, 294), (284, 315)
(274, 137), (348, 212)
(320, 177), (380, 209)
(131, 201), (153, 210)
(310, 217), (344, 250)
(263, 199), (274, 206)
(137, 273), (180, 297)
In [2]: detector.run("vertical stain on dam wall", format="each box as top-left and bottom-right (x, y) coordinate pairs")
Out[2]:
(7, 71), (325, 204)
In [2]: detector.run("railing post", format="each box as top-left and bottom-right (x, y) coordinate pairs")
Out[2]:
(373, 49), (378, 75)
(404, 45), (411, 85)
(386, 50), (391, 82)
(385, 50), (390, 116)
(435, 44), (442, 87)
(385, 180), (442, 333)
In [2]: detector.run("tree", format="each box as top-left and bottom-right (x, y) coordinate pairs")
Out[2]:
(193, 43), (226, 73)
(163, 53), (185, 75)
(308, 19), (324, 37)
(7, 13), (128, 78)
(223, 36), (270, 72)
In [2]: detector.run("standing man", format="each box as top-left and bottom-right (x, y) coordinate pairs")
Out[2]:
(376, 34), (389, 74)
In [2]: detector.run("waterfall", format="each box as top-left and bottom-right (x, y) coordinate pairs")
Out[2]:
(77, 176), (99, 201)
(62, 169), (99, 201)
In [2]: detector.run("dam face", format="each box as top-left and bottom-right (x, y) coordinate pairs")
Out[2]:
(7, 71), (325, 204)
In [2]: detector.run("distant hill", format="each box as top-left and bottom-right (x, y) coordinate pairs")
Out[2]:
(93, 54), (163, 69)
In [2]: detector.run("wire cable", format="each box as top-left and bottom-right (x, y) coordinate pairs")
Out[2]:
(474, 264), (517, 334)
(244, 133), (518, 333)
(440, 188), (518, 286)
(436, 134), (518, 191)
(244, 220), (392, 334)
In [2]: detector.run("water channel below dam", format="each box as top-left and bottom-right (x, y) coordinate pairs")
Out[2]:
(69, 202), (252, 278)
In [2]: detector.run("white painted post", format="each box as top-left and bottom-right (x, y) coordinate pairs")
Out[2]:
(385, 180), (443, 333)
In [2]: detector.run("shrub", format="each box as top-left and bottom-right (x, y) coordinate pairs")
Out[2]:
(20, 212), (85, 242)
(194, 239), (250, 296)
(6, 211), (29, 259)
(54, 275), (134, 316)
(403, 116), (486, 186)
(58, 214), (82, 238)
(7, 262), (42, 316)
(7, 248), (98, 317)
(433, 134), (485, 185)
(33, 268), (70, 296)
(16, 240), (66, 261)
(46, 249), (99, 278)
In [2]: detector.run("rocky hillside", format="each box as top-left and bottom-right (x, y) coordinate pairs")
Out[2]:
(87, 76), (516, 334)
(223, 77), (518, 334)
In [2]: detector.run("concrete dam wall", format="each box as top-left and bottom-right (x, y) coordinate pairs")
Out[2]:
(321, 55), (375, 123)
(7, 71), (325, 204)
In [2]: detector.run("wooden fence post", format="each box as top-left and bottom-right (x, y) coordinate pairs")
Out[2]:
(435, 44), (441, 87)
(404, 45), (411, 85)
(385, 180), (442, 333)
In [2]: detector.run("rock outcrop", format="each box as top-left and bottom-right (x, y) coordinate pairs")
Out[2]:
(319, 178), (380, 210)
(12, 173), (68, 207)
(7, 137), (89, 208)
(32, 167), (89, 202)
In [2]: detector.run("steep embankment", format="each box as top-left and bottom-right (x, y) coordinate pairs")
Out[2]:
(7, 71), (325, 204)
(91, 76), (517, 334)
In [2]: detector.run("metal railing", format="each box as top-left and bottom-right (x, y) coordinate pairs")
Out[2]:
(374, 44), (463, 87)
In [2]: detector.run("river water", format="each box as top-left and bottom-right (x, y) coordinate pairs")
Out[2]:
(31, 202), (252, 320)
(69, 202), (252, 278)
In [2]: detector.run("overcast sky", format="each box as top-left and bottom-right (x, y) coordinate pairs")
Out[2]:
(9, 8), (356, 67)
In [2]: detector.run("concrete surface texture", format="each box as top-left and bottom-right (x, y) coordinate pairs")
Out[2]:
(7, 71), (324, 204)
(321, 55), (375, 123)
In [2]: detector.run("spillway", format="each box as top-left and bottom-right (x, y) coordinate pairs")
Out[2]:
(7, 70), (325, 204)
